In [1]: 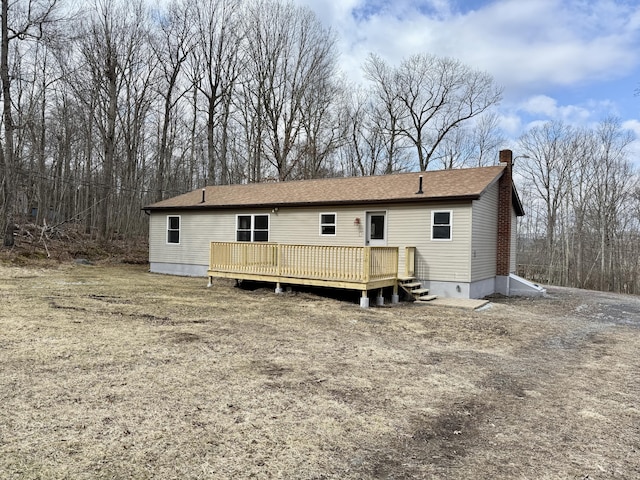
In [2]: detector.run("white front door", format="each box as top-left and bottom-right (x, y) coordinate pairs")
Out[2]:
(366, 211), (387, 246)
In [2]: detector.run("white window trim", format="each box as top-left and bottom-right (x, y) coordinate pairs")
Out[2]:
(167, 215), (181, 245)
(236, 213), (270, 242)
(319, 212), (337, 236)
(431, 210), (452, 241)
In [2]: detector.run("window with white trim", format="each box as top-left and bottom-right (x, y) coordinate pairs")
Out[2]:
(320, 213), (336, 235)
(167, 215), (180, 244)
(236, 214), (269, 242)
(431, 211), (452, 240)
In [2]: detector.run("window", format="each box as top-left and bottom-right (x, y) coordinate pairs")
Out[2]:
(369, 214), (385, 240)
(431, 211), (452, 240)
(253, 215), (269, 242)
(320, 213), (336, 235)
(167, 215), (180, 244)
(236, 214), (269, 242)
(237, 215), (252, 242)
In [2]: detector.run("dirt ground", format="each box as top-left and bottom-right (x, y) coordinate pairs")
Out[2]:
(0, 262), (638, 479)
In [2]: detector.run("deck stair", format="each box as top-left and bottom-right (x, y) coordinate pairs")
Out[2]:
(398, 276), (437, 302)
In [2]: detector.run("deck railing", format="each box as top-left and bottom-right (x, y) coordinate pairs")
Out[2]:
(209, 242), (399, 284)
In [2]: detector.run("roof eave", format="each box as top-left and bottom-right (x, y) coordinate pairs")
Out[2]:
(512, 188), (525, 217)
(142, 194), (481, 212)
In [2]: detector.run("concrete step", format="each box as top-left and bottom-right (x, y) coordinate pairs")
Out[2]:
(401, 282), (422, 289)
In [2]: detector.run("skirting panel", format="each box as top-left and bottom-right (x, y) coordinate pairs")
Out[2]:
(150, 262), (208, 277)
(419, 277), (497, 299)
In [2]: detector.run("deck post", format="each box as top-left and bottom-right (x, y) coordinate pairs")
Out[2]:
(276, 244), (282, 277)
(360, 290), (369, 308)
(207, 277), (213, 288)
(363, 247), (371, 283)
(391, 283), (399, 304)
(405, 247), (415, 277)
(275, 282), (283, 294)
(376, 289), (384, 306)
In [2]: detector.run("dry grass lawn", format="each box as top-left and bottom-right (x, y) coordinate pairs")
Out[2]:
(0, 262), (639, 479)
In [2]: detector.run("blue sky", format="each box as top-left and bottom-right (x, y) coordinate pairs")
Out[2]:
(292, 0), (640, 157)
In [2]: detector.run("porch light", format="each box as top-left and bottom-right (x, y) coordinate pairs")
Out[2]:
(354, 217), (361, 225)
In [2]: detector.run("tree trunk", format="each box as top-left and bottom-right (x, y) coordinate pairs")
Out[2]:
(99, 53), (118, 240)
(1, 0), (15, 246)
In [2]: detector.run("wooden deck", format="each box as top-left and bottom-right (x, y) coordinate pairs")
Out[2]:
(208, 242), (401, 292)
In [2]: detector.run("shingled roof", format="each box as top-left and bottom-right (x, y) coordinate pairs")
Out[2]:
(145, 166), (517, 211)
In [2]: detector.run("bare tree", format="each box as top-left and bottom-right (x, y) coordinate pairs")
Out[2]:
(243, 0), (337, 181)
(116, 6), (158, 236)
(75, 0), (158, 239)
(236, 73), (265, 182)
(23, 41), (62, 225)
(1, 0), (61, 246)
(433, 126), (473, 170)
(294, 71), (343, 178)
(341, 87), (383, 176)
(518, 121), (573, 266)
(428, 112), (503, 169)
(470, 112), (505, 167)
(517, 118), (639, 294)
(149, 0), (193, 201)
(589, 117), (635, 291)
(80, 0), (120, 239)
(365, 53), (502, 171)
(362, 54), (407, 173)
(564, 127), (597, 288)
(187, 0), (242, 186)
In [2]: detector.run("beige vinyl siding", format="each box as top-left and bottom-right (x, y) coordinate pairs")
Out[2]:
(387, 201), (472, 282)
(510, 208), (517, 273)
(149, 214), (169, 263)
(150, 201), (474, 283)
(273, 202), (473, 282)
(150, 210), (239, 266)
(270, 207), (365, 246)
(150, 207), (365, 268)
(470, 181), (498, 282)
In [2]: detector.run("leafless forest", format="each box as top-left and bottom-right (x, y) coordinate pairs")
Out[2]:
(516, 119), (640, 294)
(0, 0), (638, 294)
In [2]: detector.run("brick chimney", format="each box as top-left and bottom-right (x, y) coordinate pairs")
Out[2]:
(496, 149), (513, 290)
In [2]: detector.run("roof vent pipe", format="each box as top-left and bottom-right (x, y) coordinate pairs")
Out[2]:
(201, 188), (206, 203)
(415, 175), (424, 195)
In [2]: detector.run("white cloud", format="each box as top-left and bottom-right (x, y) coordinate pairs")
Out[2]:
(622, 119), (640, 137)
(293, 0), (640, 155)
(621, 120), (640, 168)
(519, 95), (559, 117)
(496, 113), (522, 136)
(518, 95), (592, 124)
(450, 1), (636, 91)
(297, 0), (640, 94)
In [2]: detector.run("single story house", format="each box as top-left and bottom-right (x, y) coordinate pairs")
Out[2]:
(144, 150), (544, 305)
